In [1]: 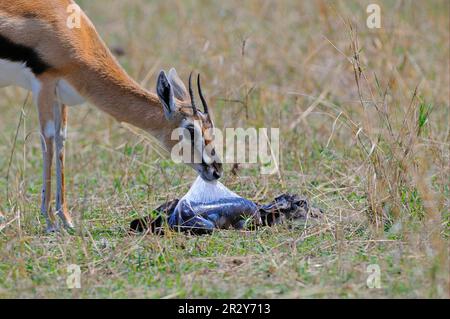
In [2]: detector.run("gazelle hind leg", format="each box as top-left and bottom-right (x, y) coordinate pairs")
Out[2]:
(54, 101), (73, 229)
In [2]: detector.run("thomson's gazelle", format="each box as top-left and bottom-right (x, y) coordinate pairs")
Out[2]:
(0, 0), (222, 232)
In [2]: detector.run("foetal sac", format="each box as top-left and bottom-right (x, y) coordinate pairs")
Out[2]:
(130, 177), (323, 235)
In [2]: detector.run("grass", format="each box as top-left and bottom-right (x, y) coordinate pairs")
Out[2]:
(0, 0), (449, 298)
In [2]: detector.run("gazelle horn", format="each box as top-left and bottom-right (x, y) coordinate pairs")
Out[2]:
(188, 72), (198, 115)
(197, 74), (209, 114)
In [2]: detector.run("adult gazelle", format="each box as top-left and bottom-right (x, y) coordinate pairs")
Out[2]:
(0, 0), (222, 232)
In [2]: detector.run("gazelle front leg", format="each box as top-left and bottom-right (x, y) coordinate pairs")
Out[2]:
(39, 134), (57, 232)
(53, 101), (74, 229)
(37, 80), (58, 232)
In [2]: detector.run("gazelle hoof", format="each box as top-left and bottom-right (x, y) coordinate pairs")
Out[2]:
(56, 210), (74, 230)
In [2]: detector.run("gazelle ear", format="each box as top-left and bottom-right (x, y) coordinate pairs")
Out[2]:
(156, 70), (176, 120)
(168, 68), (188, 101)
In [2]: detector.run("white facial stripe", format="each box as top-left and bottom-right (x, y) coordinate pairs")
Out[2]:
(182, 119), (217, 165)
(202, 144), (214, 164)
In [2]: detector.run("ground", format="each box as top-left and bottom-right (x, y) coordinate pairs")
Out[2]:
(0, 0), (448, 298)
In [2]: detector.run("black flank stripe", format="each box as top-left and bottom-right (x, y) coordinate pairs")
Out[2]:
(0, 34), (51, 74)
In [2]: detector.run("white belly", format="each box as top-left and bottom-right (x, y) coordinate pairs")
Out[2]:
(0, 59), (85, 106)
(57, 78), (85, 106)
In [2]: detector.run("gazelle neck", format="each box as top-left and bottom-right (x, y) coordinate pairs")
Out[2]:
(66, 64), (178, 150)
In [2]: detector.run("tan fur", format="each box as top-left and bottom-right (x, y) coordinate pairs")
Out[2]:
(0, 0), (185, 149)
(0, 0), (219, 230)
(36, 75), (58, 229)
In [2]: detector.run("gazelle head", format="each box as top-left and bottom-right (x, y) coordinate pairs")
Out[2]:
(156, 68), (223, 181)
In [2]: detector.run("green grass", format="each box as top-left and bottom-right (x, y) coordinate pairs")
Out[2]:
(0, 0), (449, 298)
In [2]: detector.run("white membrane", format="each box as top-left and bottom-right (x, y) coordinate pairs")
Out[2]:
(180, 176), (240, 204)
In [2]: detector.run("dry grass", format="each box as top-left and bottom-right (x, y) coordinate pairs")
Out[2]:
(0, 0), (448, 298)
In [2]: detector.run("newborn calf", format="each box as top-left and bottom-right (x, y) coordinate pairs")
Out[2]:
(169, 176), (260, 234)
(130, 177), (322, 235)
(170, 197), (260, 234)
